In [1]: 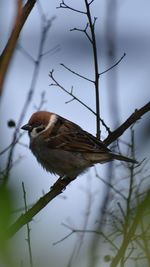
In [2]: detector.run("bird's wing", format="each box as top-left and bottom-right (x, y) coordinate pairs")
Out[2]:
(46, 117), (110, 153)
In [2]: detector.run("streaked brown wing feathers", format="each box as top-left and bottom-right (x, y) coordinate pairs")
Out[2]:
(46, 119), (109, 153)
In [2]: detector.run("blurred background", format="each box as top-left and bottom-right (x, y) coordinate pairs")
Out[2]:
(0, 0), (150, 266)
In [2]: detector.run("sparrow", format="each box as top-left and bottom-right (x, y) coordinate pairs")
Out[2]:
(21, 111), (137, 179)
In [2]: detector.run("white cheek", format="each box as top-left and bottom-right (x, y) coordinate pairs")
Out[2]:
(30, 114), (58, 139)
(30, 128), (40, 138)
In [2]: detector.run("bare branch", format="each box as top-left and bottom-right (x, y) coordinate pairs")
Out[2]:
(41, 44), (61, 57)
(34, 91), (47, 111)
(6, 177), (75, 239)
(88, 0), (95, 5)
(60, 63), (94, 83)
(57, 1), (86, 14)
(104, 102), (150, 146)
(49, 70), (110, 133)
(0, 132), (24, 156)
(57, 0), (100, 139)
(36, 0), (47, 24)
(17, 43), (36, 63)
(54, 223), (118, 251)
(22, 182), (33, 267)
(0, 0), (36, 96)
(3, 14), (54, 184)
(95, 168), (127, 200)
(70, 23), (92, 43)
(99, 53), (126, 76)
(93, 16), (97, 28)
(110, 190), (150, 267)
(84, 0), (100, 139)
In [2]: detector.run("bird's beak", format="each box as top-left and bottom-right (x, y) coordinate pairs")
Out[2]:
(21, 124), (32, 131)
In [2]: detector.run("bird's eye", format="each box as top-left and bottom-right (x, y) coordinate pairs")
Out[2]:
(36, 125), (45, 133)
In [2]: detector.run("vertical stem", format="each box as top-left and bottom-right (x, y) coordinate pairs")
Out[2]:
(0, 0), (36, 97)
(84, 0), (100, 139)
(4, 20), (51, 185)
(111, 129), (135, 267)
(110, 190), (150, 267)
(104, 0), (118, 239)
(140, 218), (150, 266)
(126, 129), (135, 215)
(22, 182), (33, 267)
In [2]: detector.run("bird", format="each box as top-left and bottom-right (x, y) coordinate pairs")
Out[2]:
(21, 111), (137, 180)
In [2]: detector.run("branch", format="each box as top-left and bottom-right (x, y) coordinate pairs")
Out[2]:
(84, 0), (100, 139)
(3, 15), (54, 184)
(95, 168), (127, 200)
(99, 53), (126, 76)
(22, 182), (33, 267)
(0, 132), (24, 156)
(49, 70), (110, 133)
(6, 177), (74, 239)
(58, 0), (100, 139)
(89, 0), (95, 5)
(57, 1), (86, 14)
(54, 223), (118, 251)
(60, 63), (94, 83)
(17, 43), (36, 63)
(110, 190), (150, 267)
(0, 0), (36, 96)
(70, 23), (92, 43)
(104, 102), (150, 146)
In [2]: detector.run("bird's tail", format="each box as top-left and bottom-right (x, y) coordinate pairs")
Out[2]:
(110, 153), (138, 164)
(85, 152), (138, 164)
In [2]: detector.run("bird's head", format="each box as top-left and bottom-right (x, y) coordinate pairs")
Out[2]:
(21, 111), (58, 138)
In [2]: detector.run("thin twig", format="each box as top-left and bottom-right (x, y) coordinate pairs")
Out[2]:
(116, 129), (136, 265)
(117, 202), (126, 220)
(99, 53), (126, 76)
(110, 190), (150, 267)
(0, 132), (24, 156)
(54, 223), (118, 251)
(57, 1), (86, 14)
(17, 43), (36, 63)
(84, 0), (100, 139)
(140, 215), (150, 265)
(6, 177), (75, 238)
(75, 178), (94, 256)
(36, 0), (47, 24)
(95, 168), (127, 201)
(89, 0), (95, 6)
(41, 44), (61, 57)
(58, 0), (100, 138)
(4, 15), (54, 184)
(60, 63), (94, 83)
(49, 70), (110, 133)
(34, 91), (47, 111)
(70, 24), (92, 43)
(22, 182), (33, 267)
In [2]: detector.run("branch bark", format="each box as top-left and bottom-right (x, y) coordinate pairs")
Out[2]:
(0, 0), (36, 96)
(84, 0), (100, 139)
(104, 101), (150, 146)
(6, 177), (73, 239)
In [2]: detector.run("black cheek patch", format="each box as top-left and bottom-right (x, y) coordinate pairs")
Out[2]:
(36, 126), (45, 133)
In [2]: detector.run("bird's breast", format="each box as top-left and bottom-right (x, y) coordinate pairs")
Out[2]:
(30, 139), (91, 178)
